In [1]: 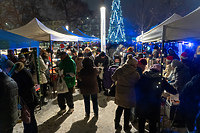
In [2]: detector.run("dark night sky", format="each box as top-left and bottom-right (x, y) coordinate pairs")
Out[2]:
(82, 0), (200, 24)
(82, 0), (200, 40)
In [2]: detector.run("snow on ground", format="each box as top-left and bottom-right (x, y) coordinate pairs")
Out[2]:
(13, 90), (137, 133)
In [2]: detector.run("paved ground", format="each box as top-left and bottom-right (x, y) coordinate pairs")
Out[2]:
(13, 89), (187, 133)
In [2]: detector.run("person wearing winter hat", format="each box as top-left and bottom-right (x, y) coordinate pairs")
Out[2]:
(123, 47), (136, 63)
(1, 57), (39, 132)
(163, 56), (173, 78)
(0, 58), (15, 75)
(180, 51), (196, 77)
(112, 54), (140, 132)
(58, 51), (76, 115)
(169, 59), (191, 93)
(135, 63), (177, 133)
(94, 51), (110, 92)
(7, 50), (18, 63)
(79, 57), (99, 118)
(136, 53), (144, 60)
(18, 53), (26, 64)
(137, 58), (147, 76)
(180, 52), (188, 60)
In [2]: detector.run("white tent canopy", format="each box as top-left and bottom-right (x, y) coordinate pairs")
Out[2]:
(136, 13), (182, 42)
(163, 7), (200, 41)
(9, 18), (78, 42)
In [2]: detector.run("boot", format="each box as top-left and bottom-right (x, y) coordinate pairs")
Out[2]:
(115, 119), (122, 130)
(124, 124), (132, 133)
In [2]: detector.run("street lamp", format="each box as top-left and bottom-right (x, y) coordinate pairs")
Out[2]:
(100, 0), (106, 53)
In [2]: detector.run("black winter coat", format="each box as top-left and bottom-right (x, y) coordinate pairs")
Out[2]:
(0, 72), (18, 130)
(135, 71), (177, 118)
(94, 54), (109, 68)
(12, 62), (36, 105)
(180, 74), (200, 130)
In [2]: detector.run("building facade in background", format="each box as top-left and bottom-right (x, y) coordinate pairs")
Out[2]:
(42, 12), (100, 38)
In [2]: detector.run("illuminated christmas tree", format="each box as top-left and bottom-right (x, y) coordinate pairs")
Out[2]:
(107, 0), (126, 44)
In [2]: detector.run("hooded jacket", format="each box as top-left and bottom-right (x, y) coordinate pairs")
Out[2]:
(112, 62), (140, 109)
(0, 72), (18, 130)
(12, 62), (35, 104)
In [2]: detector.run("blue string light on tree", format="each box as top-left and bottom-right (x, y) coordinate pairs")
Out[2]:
(107, 0), (126, 44)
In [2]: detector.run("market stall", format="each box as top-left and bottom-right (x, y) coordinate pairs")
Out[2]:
(8, 18), (78, 42)
(136, 13), (182, 43)
(163, 7), (200, 41)
(8, 18), (78, 84)
(0, 29), (40, 92)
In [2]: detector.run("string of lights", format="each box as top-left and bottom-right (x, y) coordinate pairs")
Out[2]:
(107, 0), (126, 44)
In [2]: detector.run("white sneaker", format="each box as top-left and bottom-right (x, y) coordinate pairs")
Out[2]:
(57, 109), (66, 115)
(66, 108), (74, 114)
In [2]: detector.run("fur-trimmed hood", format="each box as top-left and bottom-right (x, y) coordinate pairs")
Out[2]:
(15, 62), (24, 72)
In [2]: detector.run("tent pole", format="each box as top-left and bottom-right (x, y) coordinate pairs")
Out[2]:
(49, 35), (53, 81)
(161, 40), (165, 77)
(141, 42), (143, 53)
(161, 25), (166, 78)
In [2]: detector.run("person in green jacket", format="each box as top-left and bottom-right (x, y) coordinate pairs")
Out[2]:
(57, 52), (76, 115)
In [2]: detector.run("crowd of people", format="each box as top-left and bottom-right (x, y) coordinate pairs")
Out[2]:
(0, 44), (200, 133)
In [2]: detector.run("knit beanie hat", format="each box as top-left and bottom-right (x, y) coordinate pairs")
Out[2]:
(138, 58), (147, 65)
(171, 59), (181, 68)
(18, 53), (25, 60)
(127, 47), (133, 52)
(180, 52), (188, 60)
(137, 53), (144, 58)
(99, 51), (106, 57)
(82, 57), (94, 68)
(150, 64), (161, 72)
(0, 59), (14, 71)
(126, 54), (138, 66)
(166, 56), (173, 62)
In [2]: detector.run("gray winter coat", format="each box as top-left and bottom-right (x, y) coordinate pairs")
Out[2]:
(0, 72), (18, 130)
(112, 64), (140, 109)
